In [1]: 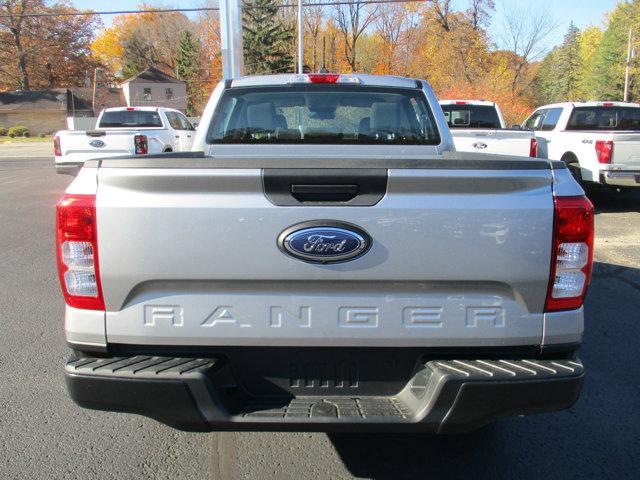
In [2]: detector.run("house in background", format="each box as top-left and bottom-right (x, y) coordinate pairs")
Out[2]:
(0, 66), (187, 135)
(0, 88), (127, 135)
(121, 67), (187, 112)
(0, 89), (68, 135)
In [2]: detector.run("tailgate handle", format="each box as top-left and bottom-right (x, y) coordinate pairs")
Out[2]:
(263, 168), (387, 206)
(291, 184), (358, 202)
(85, 130), (106, 137)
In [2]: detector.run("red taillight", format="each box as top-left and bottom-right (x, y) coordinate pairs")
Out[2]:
(455, 101), (467, 105)
(529, 138), (538, 158)
(308, 74), (340, 84)
(56, 194), (104, 311)
(134, 134), (148, 155)
(53, 136), (61, 156)
(595, 140), (613, 164)
(601, 102), (614, 107)
(126, 107), (135, 111)
(545, 196), (594, 312)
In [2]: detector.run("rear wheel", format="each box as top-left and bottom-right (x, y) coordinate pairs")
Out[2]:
(562, 154), (587, 190)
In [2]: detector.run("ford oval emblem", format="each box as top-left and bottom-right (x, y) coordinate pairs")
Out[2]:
(473, 142), (488, 149)
(278, 221), (371, 264)
(89, 139), (105, 148)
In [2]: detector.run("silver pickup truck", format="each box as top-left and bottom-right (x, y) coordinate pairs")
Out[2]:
(59, 74), (591, 433)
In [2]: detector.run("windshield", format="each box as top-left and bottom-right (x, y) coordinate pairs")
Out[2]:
(440, 104), (501, 129)
(207, 85), (440, 145)
(98, 110), (163, 128)
(566, 106), (640, 131)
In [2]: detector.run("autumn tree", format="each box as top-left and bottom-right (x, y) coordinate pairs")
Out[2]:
(499, 4), (557, 96)
(92, 6), (191, 79)
(374, 4), (408, 73)
(467, 0), (495, 30)
(303, 0), (325, 72)
(575, 26), (603, 100)
(0, 1), (101, 90)
(334, 0), (379, 71)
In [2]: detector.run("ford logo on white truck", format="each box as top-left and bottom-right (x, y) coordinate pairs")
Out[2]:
(89, 139), (105, 148)
(278, 221), (371, 263)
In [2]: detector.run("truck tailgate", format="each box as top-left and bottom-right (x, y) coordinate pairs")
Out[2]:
(95, 156), (554, 347)
(612, 132), (640, 169)
(450, 130), (533, 156)
(59, 130), (137, 161)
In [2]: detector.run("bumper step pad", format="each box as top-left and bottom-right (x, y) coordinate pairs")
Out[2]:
(66, 355), (584, 433)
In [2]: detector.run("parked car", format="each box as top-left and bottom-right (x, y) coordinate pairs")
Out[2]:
(54, 106), (196, 175)
(60, 73), (588, 433)
(440, 100), (539, 157)
(523, 101), (640, 190)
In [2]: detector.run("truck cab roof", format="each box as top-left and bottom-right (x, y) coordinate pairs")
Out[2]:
(534, 101), (640, 110)
(439, 100), (496, 107)
(229, 73), (421, 89)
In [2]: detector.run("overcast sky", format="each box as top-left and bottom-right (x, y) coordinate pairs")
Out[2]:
(71, 0), (620, 51)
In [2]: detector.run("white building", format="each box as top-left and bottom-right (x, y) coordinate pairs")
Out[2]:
(121, 67), (188, 112)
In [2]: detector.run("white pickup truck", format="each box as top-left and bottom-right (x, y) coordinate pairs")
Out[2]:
(54, 107), (196, 175)
(439, 100), (539, 157)
(523, 101), (640, 190)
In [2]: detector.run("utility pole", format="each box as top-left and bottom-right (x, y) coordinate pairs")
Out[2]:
(624, 28), (634, 102)
(91, 67), (103, 114)
(219, 0), (244, 79)
(298, 0), (303, 73)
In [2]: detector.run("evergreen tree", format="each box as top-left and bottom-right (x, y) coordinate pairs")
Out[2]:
(533, 23), (584, 105)
(532, 47), (564, 105)
(176, 30), (201, 115)
(559, 23), (582, 99)
(242, 0), (294, 74)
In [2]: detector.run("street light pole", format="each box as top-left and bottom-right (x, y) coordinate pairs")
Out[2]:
(624, 28), (634, 102)
(298, 0), (303, 73)
(220, 0), (244, 79)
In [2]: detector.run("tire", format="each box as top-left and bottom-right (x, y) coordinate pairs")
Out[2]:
(562, 154), (586, 189)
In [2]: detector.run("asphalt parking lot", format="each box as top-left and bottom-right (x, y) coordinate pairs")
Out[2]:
(1, 154), (639, 479)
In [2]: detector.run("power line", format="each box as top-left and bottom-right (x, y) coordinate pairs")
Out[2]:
(0, 0), (424, 19)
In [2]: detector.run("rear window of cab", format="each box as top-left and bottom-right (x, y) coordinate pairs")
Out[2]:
(207, 85), (441, 145)
(98, 110), (163, 128)
(566, 106), (640, 131)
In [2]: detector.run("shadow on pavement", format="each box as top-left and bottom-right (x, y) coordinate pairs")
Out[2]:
(588, 186), (640, 214)
(328, 261), (640, 480)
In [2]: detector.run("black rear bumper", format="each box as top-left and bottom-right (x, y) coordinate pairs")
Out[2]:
(65, 355), (584, 433)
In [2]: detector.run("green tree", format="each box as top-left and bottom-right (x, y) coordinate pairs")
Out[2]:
(589, 1), (639, 100)
(560, 22), (582, 99)
(176, 30), (201, 115)
(575, 26), (603, 100)
(242, 0), (294, 74)
(533, 23), (582, 105)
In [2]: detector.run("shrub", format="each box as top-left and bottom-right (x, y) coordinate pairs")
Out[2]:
(8, 125), (29, 137)
(39, 133), (46, 138)
(24, 132), (30, 138)
(0, 126), (7, 136)
(8, 133), (15, 138)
